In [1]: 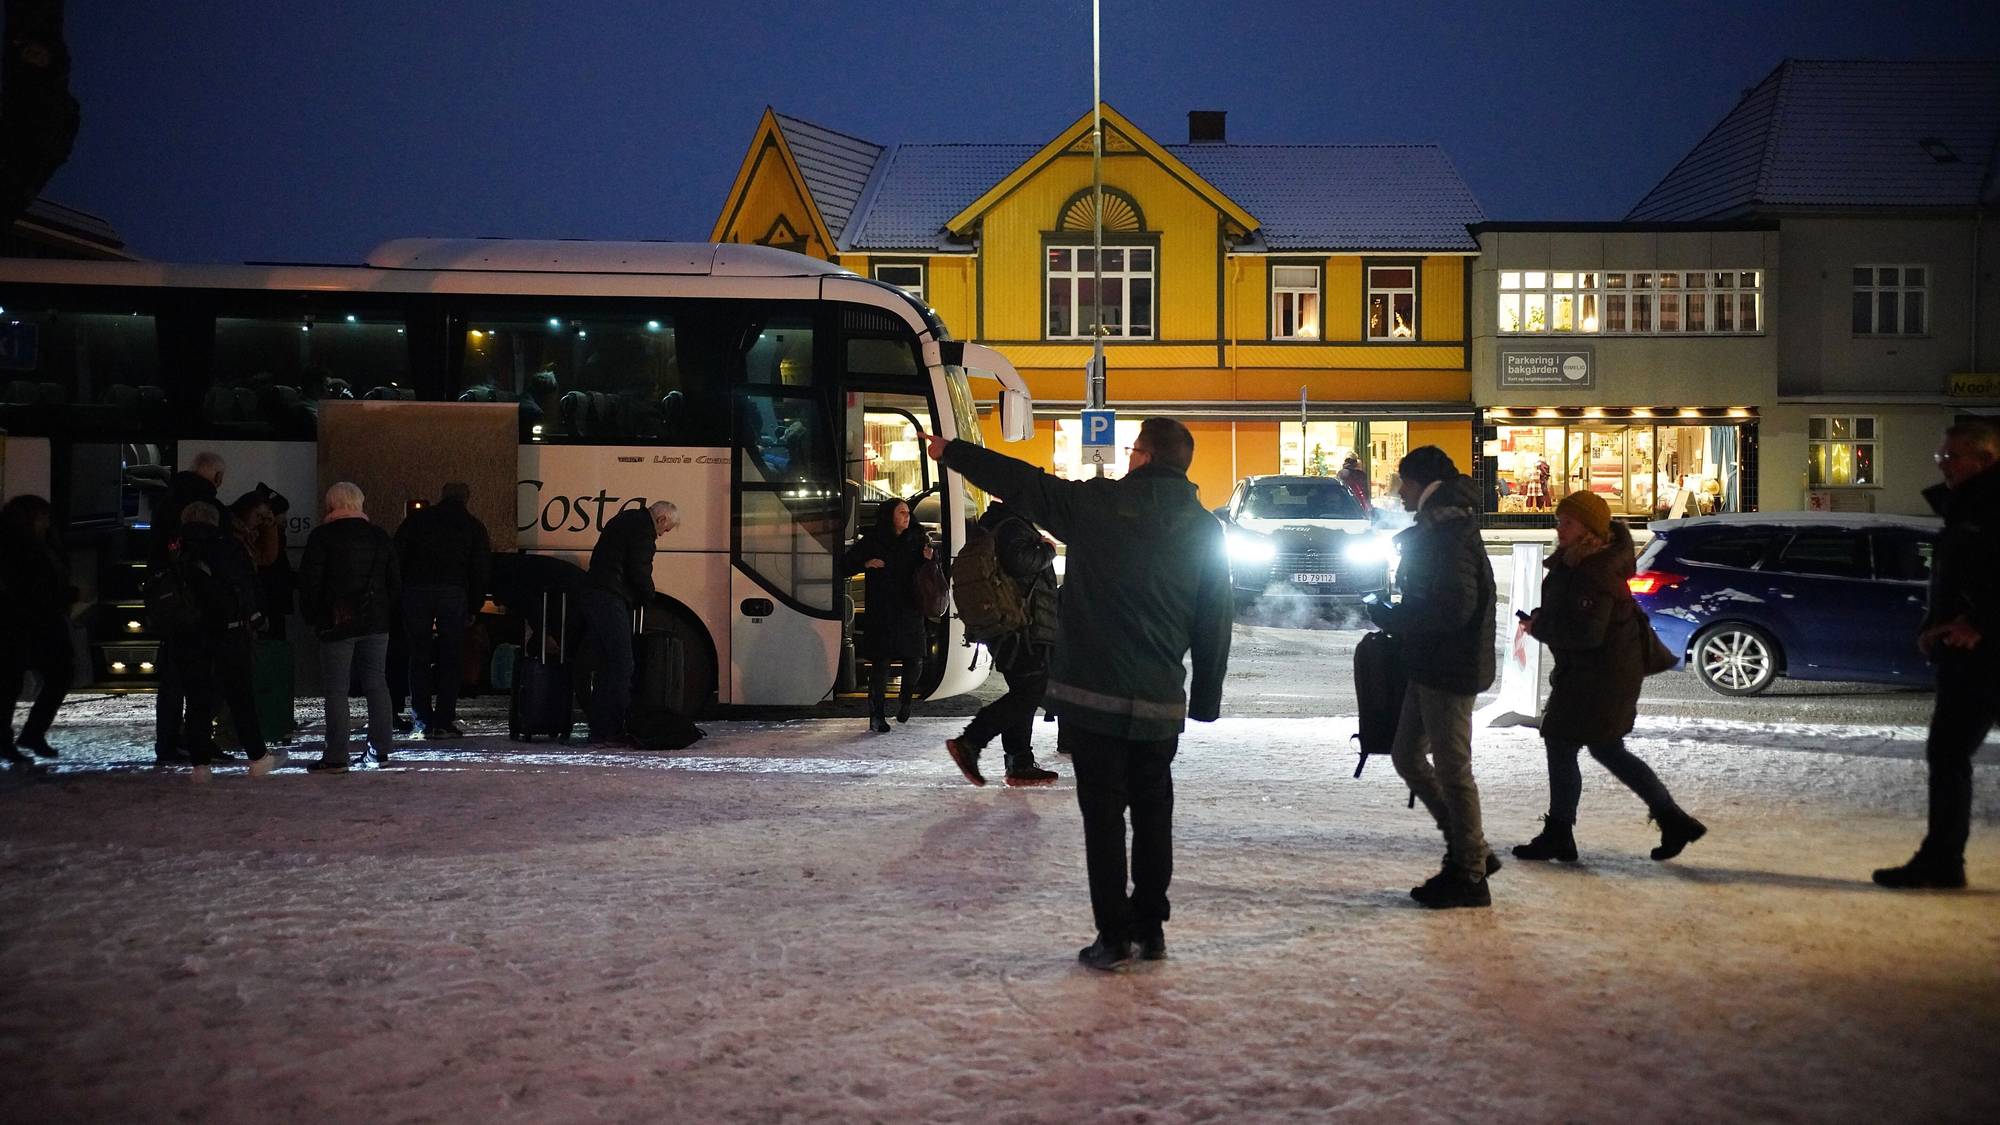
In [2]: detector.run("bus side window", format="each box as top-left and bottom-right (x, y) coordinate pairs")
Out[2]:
(0, 306), (163, 435)
(209, 309), (410, 436)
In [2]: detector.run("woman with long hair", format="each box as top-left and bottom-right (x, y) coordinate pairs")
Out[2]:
(844, 497), (933, 733)
(0, 495), (73, 767)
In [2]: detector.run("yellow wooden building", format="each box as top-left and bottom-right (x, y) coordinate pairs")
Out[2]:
(714, 104), (1485, 506)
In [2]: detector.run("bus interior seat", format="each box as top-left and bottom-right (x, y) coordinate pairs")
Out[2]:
(4, 379), (41, 403)
(558, 390), (589, 436)
(362, 384), (413, 400)
(457, 384), (499, 403)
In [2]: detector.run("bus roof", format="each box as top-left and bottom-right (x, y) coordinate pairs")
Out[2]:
(363, 239), (855, 278)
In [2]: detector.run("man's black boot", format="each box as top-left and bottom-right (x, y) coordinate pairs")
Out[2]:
(1512, 817), (1579, 862)
(1077, 936), (1134, 971)
(1651, 809), (1708, 861)
(945, 739), (986, 787)
(1410, 869), (1492, 909)
(1003, 756), (1058, 787)
(1873, 853), (1966, 889)
(1445, 847), (1504, 876)
(1135, 925), (1166, 961)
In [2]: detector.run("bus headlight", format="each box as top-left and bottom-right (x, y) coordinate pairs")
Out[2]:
(1228, 532), (1276, 564)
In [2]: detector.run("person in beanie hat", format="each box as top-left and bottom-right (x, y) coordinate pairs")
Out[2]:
(1516, 490), (1706, 863)
(1365, 445), (1499, 908)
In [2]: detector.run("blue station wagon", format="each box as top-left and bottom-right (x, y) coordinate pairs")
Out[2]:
(1632, 513), (1941, 696)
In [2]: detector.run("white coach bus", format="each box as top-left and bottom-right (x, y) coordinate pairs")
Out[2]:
(0, 239), (1033, 709)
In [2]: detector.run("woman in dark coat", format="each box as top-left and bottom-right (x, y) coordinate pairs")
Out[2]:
(844, 497), (933, 732)
(1516, 491), (1706, 862)
(0, 495), (73, 766)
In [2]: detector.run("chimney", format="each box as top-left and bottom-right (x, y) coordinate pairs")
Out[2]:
(1187, 110), (1226, 144)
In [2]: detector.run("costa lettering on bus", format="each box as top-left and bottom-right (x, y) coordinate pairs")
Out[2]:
(516, 479), (649, 534)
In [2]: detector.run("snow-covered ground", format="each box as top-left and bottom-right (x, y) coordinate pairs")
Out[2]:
(3, 699), (1997, 1123)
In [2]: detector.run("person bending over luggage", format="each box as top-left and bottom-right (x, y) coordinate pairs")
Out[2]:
(173, 503), (281, 782)
(946, 501), (1060, 786)
(579, 500), (679, 746)
(1365, 446), (1499, 910)
(394, 482), (493, 740)
(0, 495), (75, 769)
(923, 419), (1231, 971)
(1515, 491), (1705, 864)
(843, 497), (933, 734)
(229, 486), (295, 640)
(299, 482), (401, 773)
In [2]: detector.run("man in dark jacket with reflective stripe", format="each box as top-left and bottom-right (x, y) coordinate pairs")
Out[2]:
(578, 500), (678, 744)
(1875, 420), (2000, 889)
(394, 482), (493, 739)
(1365, 446), (1498, 909)
(925, 417), (1232, 970)
(946, 501), (1061, 787)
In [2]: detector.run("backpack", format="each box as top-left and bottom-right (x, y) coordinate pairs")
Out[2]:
(951, 522), (1031, 644)
(143, 555), (213, 635)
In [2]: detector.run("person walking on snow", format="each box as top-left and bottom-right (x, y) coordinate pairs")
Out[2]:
(1514, 490), (1705, 863)
(1874, 420), (2000, 889)
(924, 417), (1231, 970)
(1365, 445), (1498, 909)
(945, 500), (1061, 787)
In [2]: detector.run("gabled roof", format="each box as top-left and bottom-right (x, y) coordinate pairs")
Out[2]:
(1171, 144), (1484, 251)
(771, 113), (884, 241)
(826, 114), (1484, 253)
(1628, 59), (2000, 221)
(941, 104), (1259, 238)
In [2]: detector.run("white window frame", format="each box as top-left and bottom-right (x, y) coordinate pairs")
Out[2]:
(1270, 263), (1321, 340)
(1852, 264), (1927, 336)
(1045, 245), (1154, 340)
(1366, 263), (1419, 340)
(1498, 269), (1761, 336)
(1808, 414), (1880, 489)
(871, 262), (926, 301)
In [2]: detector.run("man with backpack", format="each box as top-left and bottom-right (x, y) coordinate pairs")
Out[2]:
(945, 501), (1061, 787)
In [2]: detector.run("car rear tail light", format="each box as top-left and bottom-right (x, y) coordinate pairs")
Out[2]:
(1628, 570), (1687, 595)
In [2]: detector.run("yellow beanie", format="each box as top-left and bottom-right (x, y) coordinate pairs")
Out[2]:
(1555, 490), (1612, 540)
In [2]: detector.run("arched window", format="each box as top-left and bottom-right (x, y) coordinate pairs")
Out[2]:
(1045, 188), (1155, 340)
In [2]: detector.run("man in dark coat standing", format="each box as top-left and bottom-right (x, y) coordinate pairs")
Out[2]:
(1875, 420), (2000, 889)
(945, 500), (1061, 786)
(152, 450), (229, 764)
(579, 500), (678, 745)
(924, 418), (1232, 970)
(1366, 446), (1498, 909)
(172, 504), (281, 782)
(394, 482), (493, 739)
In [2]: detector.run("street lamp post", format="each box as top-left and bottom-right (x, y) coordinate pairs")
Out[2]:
(1089, 0), (1106, 475)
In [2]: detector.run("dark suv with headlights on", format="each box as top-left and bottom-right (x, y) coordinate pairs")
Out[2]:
(1216, 475), (1393, 610)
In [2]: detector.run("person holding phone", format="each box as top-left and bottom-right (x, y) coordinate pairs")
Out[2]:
(1516, 491), (1705, 862)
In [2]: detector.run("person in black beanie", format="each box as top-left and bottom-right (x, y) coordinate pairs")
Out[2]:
(844, 497), (933, 733)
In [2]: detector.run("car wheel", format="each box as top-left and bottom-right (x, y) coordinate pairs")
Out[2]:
(1692, 623), (1780, 696)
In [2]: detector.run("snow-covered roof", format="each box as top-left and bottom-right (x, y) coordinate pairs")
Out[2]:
(364, 239), (853, 277)
(1627, 59), (2000, 221)
(772, 114), (885, 243)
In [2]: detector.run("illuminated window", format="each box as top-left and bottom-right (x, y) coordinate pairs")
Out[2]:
(1366, 264), (1418, 340)
(1046, 246), (1154, 339)
(1809, 415), (1878, 488)
(1271, 264), (1321, 340)
(1851, 265), (1925, 336)
(1499, 270), (1757, 335)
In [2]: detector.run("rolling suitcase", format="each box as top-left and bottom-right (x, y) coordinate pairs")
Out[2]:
(509, 592), (573, 742)
(627, 607), (703, 751)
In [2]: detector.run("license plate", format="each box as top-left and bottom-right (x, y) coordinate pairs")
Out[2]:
(1291, 572), (1336, 585)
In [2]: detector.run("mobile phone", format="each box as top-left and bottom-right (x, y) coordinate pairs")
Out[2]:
(1515, 609), (1532, 622)
(1361, 592), (1379, 606)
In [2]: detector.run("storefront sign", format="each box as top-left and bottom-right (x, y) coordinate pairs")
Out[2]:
(1499, 347), (1593, 389)
(1947, 372), (2000, 398)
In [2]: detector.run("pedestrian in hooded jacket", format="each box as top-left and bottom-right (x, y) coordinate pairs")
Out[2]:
(842, 497), (934, 733)
(1365, 446), (1498, 909)
(1515, 491), (1705, 863)
(924, 418), (1232, 971)
(1875, 420), (2000, 890)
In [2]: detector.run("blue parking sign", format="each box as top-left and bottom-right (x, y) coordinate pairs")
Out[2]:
(1081, 409), (1115, 447)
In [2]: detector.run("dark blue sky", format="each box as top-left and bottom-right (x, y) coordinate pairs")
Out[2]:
(46, 0), (2000, 264)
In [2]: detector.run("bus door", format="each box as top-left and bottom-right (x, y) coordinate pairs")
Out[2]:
(731, 311), (844, 705)
(840, 391), (941, 692)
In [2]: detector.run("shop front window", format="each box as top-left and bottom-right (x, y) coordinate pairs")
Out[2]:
(1493, 422), (1739, 518)
(1279, 421), (1361, 477)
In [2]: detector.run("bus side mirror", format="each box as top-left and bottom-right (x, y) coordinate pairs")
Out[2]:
(999, 388), (1034, 442)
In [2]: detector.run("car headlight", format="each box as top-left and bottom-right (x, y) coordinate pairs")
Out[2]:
(1344, 533), (1396, 564)
(1227, 532), (1276, 564)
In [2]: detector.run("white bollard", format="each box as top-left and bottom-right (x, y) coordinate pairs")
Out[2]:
(1476, 541), (1545, 728)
